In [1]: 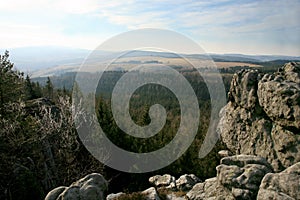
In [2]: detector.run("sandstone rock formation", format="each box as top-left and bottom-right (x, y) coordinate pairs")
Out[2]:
(141, 187), (160, 200)
(186, 155), (272, 200)
(218, 62), (300, 172)
(45, 173), (108, 200)
(148, 174), (200, 191)
(149, 174), (176, 188)
(257, 162), (300, 200)
(106, 192), (125, 200)
(175, 174), (201, 191)
(185, 63), (300, 199)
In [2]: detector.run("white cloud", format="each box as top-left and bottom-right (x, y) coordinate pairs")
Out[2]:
(0, 22), (105, 49)
(0, 0), (102, 14)
(0, 0), (299, 55)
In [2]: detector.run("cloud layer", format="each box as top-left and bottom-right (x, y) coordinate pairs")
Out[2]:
(0, 0), (299, 55)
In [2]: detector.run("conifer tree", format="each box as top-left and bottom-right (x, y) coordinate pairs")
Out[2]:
(0, 50), (24, 114)
(25, 75), (35, 100)
(45, 77), (53, 99)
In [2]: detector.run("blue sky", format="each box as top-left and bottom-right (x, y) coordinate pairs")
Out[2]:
(0, 0), (299, 55)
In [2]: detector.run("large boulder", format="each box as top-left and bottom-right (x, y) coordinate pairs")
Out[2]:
(228, 69), (260, 110)
(44, 173), (108, 200)
(175, 174), (201, 191)
(187, 155), (271, 200)
(217, 155), (272, 199)
(258, 62), (300, 129)
(257, 162), (300, 200)
(141, 187), (160, 200)
(106, 192), (125, 200)
(218, 62), (300, 172)
(45, 186), (67, 200)
(149, 174), (176, 188)
(186, 177), (233, 200)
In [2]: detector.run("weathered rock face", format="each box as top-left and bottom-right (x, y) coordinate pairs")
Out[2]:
(218, 62), (300, 172)
(45, 173), (108, 200)
(257, 162), (300, 200)
(258, 62), (300, 130)
(106, 192), (125, 200)
(141, 187), (160, 200)
(228, 69), (260, 110)
(217, 155), (273, 199)
(149, 174), (200, 191)
(149, 174), (176, 188)
(175, 174), (201, 191)
(187, 155), (272, 200)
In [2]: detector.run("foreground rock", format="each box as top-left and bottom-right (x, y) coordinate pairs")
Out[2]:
(142, 187), (160, 200)
(45, 173), (108, 200)
(149, 174), (200, 191)
(217, 155), (273, 199)
(258, 62), (300, 129)
(149, 174), (176, 188)
(175, 174), (201, 191)
(106, 192), (125, 200)
(186, 177), (217, 200)
(218, 62), (300, 172)
(186, 155), (272, 200)
(257, 162), (300, 200)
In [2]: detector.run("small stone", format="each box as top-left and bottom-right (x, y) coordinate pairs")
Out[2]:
(218, 150), (232, 157)
(106, 192), (125, 200)
(142, 187), (160, 200)
(149, 174), (176, 188)
(175, 174), (200, 191)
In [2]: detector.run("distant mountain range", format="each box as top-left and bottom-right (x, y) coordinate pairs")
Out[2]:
(1, 46), (299, 77)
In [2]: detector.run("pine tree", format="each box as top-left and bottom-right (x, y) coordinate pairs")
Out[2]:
(138, 105), (151, 126)
(25, 75), (35, 100)
(63, 85), (68, 96)
(45, 77), (53, 99)
(32, 82), (42, 98)
(0, 50), (24, 114)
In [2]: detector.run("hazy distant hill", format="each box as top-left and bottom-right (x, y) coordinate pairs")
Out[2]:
(2, 46), (299, 77)
(1, 46), (91, 72)
(209, 53), (300, 62)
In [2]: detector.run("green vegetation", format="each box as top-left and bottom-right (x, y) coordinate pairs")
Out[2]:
(0, 51), (103, 200)
(1, 50), (237, 198)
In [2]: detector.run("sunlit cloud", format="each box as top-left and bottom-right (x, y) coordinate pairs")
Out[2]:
(0, 0), (299, 55)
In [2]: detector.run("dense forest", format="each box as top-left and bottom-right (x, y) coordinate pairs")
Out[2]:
(0, 50), (265, 199)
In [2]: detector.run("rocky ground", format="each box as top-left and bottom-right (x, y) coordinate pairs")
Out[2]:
(45, 62), (300, 200)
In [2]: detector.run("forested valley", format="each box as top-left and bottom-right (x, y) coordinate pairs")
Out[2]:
(0, 50), (261, 199)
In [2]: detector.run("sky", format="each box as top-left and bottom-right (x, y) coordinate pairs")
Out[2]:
(0, 0), (300, 56)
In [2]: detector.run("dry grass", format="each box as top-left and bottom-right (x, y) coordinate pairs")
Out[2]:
(115, 192), (146, 200)
(157, 188), (187, 200)
(214, 61), (262, 68)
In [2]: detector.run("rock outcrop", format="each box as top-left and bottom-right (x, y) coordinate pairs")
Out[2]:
(106, 192), (125, 200)
(257, 162), (300, 200)
(149, 174), (176, 188)
(175, 174), (201, 191)
(148, 174), (200, 191)
(106, 174), (200, 200)
(218, 62), (300, 172)
(185, 62), (300, 199)
(141, 187), (160, 200)
(186, 155), (272, 200)
(45, 173), (108, 200)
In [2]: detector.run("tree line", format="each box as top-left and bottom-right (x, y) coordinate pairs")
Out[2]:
(0, 50), (231, 199)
